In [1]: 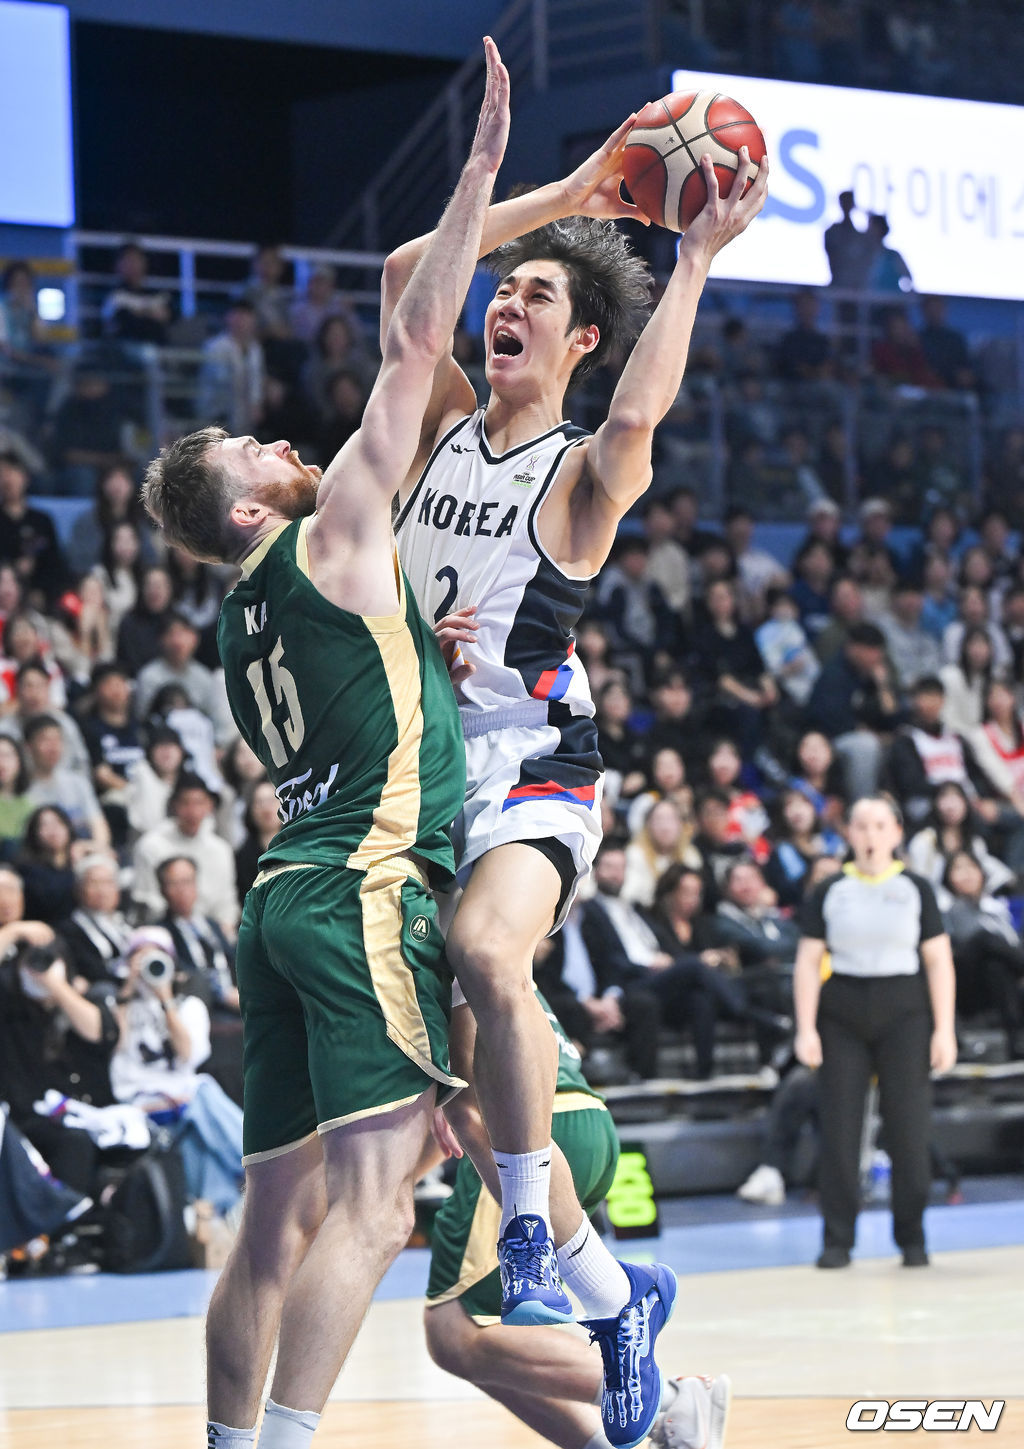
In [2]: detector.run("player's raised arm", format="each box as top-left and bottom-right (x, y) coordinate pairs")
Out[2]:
(313, 37), (509, 530)
(587, 148), (768, 517)
(380, 115), (646, 477)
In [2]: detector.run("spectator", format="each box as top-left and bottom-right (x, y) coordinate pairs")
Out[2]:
(0, 905), (125, 1197)
(196, 299), (266, 437)
(916, 425), (967, 517)
(573, 619), (618, 699)
(723, 506), (789, 617)
(776, 288), (835, 382)
(59, 573), (115, 680)
(805, 622), (902, 799)
(241, 243), (293, 344)
(58, 852), (133, 987)
(690, 788), (752, 906)
(67, 461), (151, 575)
(711, 859), (799, 1030)
(814, 428), (854, 512)
(813, 575), (867, 664)
(0, 610), (65, 707)
(116, 564), (173, 675)
(704, 738), (771, 861)
(234, 778), (280, 904)
(0, 733), (33, 851)
(756, 586), (820, 707)
(789, 538), (837, 641)
(287, 264), (350, 345)
(864, 217), (913, 295)
(872, 304), (939, 385)
(904, 781), (1014, 898)
(94, 520), (144, 634)
(942, 585), (1012, 676)
(647, 864), (786, 1079)
(314, 367), (368, 468)
(939, 625), (995, 736)
(641, 496), (690, 617)
(0, 453), (68, 608)
(940, 850), (1024, 1060)
(918, 295), (974, 392)
(625, 746), (693, 840)
(78, 660), (145, 848)
(131, 771), (238, 935)
(594, 534), (679, 679)
(977, 511), (1017, 591)
(823, 190), (873, 288)
(793, 794), (957, 1269)
(593, 678), (647, 803)
(100, 241), (171, 347)
(15, 805), (88, 924)
(736, 1063), (820, 1205)
(848, 540), (897, 622)
(24, 719), (110, 849)
(47, 360), (125, 496)
(866, 434), (919, 523)
(885, 675), (988, 829)
(690, 578), (777, 757)
(623, 797), (698, 907)
(134, 612), (229, 741)
(157, 855), (238, 1014)
(125, 725), (185, 840)
(790, 729), (848, 825)
(641, 666), (707, 778)
(577, 844), (663, 1080)
(0, 260), (58, 422)
(302, 313), (373, 414)
(968, 678), (1024, 814)
(878, 578), (942, 689)
(988, 427), (1024, 530)
(110, 925), (244, 1216)
(166, 547), (225, 667)
(667, 484), (721, 562)
(919, 553), (959, 642)
(764, 787), (844, 908)
(0, 658), (90, 776)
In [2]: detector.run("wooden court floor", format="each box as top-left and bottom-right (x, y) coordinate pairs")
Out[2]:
(1, 1249), (1022, 1448)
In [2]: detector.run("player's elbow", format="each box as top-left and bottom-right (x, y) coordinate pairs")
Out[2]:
(605, 404), (656, 441)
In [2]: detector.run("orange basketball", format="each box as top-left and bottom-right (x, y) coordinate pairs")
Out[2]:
(623, 90), (766, 232)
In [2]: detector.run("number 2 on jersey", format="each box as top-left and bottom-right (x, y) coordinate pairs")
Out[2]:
(433, 565), (460, 623)
(245, 637), (305, 767)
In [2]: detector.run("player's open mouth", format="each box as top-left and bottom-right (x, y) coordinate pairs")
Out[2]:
(492, 327), (523, 357)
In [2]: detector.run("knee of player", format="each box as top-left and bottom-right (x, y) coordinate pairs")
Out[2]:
(423, 1301), (479, 1378)
(448, 939), (534, 1008)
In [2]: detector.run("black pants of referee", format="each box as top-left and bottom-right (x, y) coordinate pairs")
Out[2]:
(817, 971), (932, 1253)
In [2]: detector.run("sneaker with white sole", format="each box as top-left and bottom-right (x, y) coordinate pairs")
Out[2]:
(581, 1260), (678, 1449)
(651, 1374), (732, 1449)
(498, 1213), (573, 1326)
(736, 1163), (785, 1206)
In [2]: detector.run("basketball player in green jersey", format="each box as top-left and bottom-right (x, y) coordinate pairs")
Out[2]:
(141, 41), (510, 1449)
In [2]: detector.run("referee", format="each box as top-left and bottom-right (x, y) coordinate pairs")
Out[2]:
(793, 794), (957, 1268)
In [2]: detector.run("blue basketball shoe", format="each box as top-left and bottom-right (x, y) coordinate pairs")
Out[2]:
(498, 1212), (574, 1326)
(581, 1261), (679, 1449)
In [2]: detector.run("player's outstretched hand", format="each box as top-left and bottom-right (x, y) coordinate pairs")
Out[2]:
(469, 36), (511, 175)
(561, 115), (650, 225)
(681, 145), (768, 263)
(434, 603), (479, 685)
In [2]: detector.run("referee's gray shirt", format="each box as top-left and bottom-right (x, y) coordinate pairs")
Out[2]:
(800, 863), (944, 978)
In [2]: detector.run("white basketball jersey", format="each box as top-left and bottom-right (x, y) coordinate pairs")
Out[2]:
(396, 408), (596, 720)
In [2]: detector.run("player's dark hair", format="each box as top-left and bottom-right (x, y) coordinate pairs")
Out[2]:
(142, 426), (243, 563)
(487, 209), (652, 386)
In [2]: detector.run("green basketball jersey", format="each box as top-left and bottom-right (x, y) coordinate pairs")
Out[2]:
(217, 517), (465, 885)
(536, 990), (603, 1101)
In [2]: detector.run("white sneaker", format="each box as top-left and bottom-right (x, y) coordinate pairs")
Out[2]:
(736, 1164), (785, 1206)
(651, 1374), (732, 1449)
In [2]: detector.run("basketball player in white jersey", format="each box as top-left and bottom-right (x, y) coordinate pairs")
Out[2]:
(386, 119), (767, 1448)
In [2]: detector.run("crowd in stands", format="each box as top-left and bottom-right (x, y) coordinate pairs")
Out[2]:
(1, 235), (1024, 1265)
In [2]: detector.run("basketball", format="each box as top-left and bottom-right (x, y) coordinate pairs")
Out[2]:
(622, 90), (766, 232)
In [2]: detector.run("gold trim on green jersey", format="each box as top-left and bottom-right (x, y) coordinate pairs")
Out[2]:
(239, 522), (288, 577)
(358, 860), (464, 1091)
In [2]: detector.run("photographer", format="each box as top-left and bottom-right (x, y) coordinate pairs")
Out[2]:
(110, 926), (211, 1107)
(0, 913), (122, 1196)
(111, 926), (243, 1214)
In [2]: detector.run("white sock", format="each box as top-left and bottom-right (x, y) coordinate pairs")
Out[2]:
(256, 1400), (320, 1448)
(207, 1422), (257, 1448)
(557, 1217), (632, 1319)
(494, 1145), (553, 1235)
